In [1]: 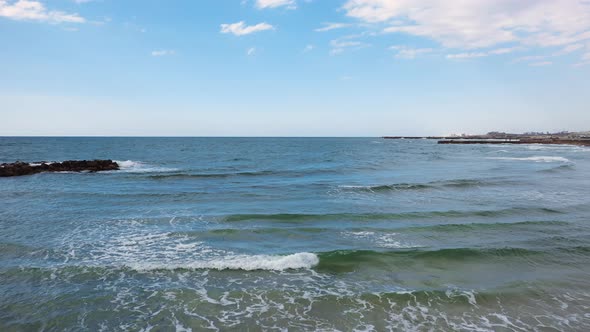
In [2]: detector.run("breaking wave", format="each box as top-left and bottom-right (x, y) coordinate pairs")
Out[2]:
(222, 207), (562, 223)
(487, 156), (571, 163)
(314, 246), (590, 273)
(146, 170), (280, 179)
(337, 178), (511, 192)
(123, 252), (320, 271)
(115, 160), (178, 173)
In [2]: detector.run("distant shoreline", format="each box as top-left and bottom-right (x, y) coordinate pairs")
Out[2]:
(383, 131), (590, 146)
(437, 139), (590, 146)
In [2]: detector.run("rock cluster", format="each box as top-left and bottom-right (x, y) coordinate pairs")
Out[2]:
(0, 160), (119, 177)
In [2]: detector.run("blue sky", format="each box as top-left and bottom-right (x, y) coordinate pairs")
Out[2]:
(1, 0), (589, 136)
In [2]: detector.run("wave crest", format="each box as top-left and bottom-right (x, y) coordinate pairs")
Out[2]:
(336, 179), (515, 193)
(222, 208), (562, 223)
(147, 170), (278, 179)
(488, 156), (570, 163)
(115, 160), (177, 173)
(127, 252), (319, 271)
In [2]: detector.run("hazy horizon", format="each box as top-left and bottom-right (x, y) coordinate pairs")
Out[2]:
(1, 130), (590, 138)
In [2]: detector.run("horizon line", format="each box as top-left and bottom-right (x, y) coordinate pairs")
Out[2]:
(0, 135), (387, 138)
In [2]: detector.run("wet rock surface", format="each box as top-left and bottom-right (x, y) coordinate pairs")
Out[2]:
(0, 160), (119, 177)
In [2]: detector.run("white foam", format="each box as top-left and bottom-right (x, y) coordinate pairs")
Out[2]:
(114, 160), (177, 173)
(487, 156), (570, 163)
(446, 287), (478, 306)
(348, 231), (376, 237)
(29, 162), (53, 167)
(116, 160), (142, 169)
(343, 231), (420, 249)
(128, 252), (319, 272)
(376, 234), (420, 249)
(524, 144), (589, 151)
(526, 145), (557, 151)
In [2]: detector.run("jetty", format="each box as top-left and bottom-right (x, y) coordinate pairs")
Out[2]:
(384, 131), (590, 147)
(0, 160), (119, 177)
(437, 138), (590, 146)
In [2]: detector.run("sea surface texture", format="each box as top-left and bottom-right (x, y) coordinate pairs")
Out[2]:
(1, 137), (590, 331)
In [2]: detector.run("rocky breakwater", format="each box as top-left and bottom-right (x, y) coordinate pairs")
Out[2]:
(0, 160), (119, 177)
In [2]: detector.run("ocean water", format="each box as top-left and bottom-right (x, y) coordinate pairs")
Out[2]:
(1, 137), (590, 331)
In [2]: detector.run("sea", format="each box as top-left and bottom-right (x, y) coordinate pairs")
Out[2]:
(1, 137), (589, 331)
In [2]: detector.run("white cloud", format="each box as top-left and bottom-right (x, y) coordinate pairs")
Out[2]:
(220, 21), (274, 36)
(390, 45), (432, 59)
(315, 22), (351, 32)
(530, 61), (553, 66)
(330, 40), (356, 55)
(329, 38), (370, 56)
(331, 40), (362, 48)
(247, 47), (256, 56)
(151, 50), (175, 57)
(303, 44), (314, 52)
(489, 47), (520, 55)
(556, 43), (584, 55)
(255, 0), (296, 9)
(343, 0), (590, 63)
(0, 0), (85, 23)
(447, 47), (522, 60)
(513, 43), (588, 64)
(330, 48), (344, 56)
(446, 52), (487, 59)
(447, 47), (519, 60)
(514, 55), (548, 63)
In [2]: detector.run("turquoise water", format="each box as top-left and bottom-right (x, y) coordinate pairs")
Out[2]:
(1, 137), (590, 331)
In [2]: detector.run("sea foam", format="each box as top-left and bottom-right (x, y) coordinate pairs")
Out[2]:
(115, 160), (177, 173)
(128, 252), (319, 271)
(28, 162), (54, 167)
(488, 156), (570, 163)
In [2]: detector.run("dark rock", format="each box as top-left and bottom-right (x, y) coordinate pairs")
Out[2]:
(437, 139), (590, 146)
(0, 160), (119, 177)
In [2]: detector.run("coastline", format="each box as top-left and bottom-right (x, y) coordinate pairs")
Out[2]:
(437, 139), (590, 146)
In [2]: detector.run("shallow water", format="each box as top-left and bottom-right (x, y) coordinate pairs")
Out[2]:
(1, 137), (590, 331)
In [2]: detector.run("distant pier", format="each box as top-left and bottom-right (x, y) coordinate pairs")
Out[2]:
(383, 135), (514, 140)
(437, 139), (590, 146)
(382, 136), (590, 147)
